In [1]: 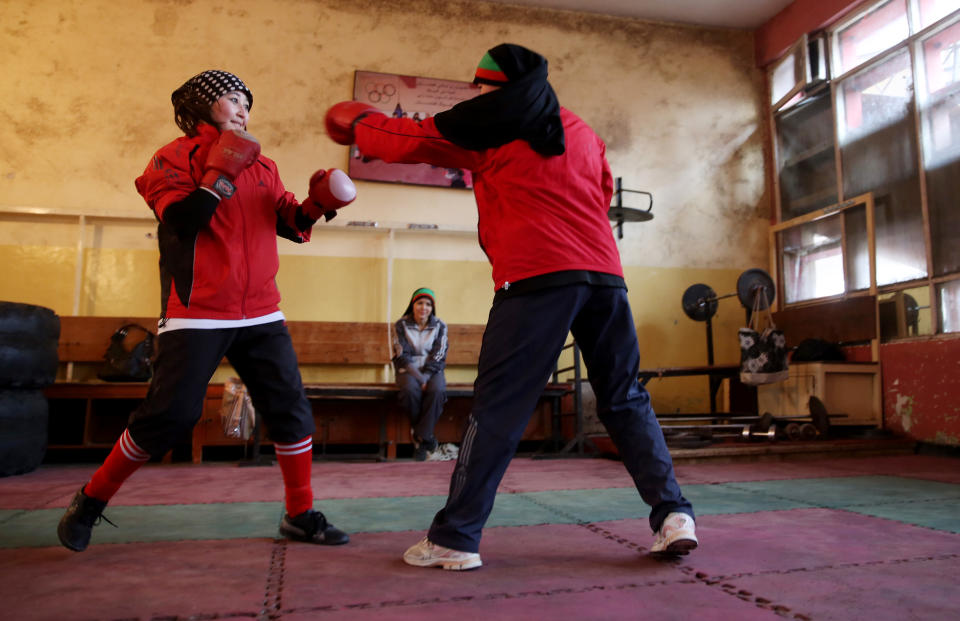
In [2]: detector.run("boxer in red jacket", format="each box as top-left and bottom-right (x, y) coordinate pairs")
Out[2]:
(326, 44), (697, 570)
(58, 70), (356, 552)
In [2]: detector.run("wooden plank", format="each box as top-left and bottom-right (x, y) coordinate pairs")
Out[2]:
(447, 324), (485, 365)
(57, 316), (487, 367)
(638, 364), (740, 379)
(286, 321), (389, 364)
(57, 316), (158, 362)
(772, 296), (877, 345)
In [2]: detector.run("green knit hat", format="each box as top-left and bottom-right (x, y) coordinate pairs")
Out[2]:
(474, 52), (509, 86)
(405, 287), (436, 317)
(410, 287), (435, 306)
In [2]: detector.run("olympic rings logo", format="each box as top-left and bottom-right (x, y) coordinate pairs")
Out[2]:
(365, 83), (397, 104)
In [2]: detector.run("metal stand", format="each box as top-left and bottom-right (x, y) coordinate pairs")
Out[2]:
(608, 177), (653, 240)
(535, 341), (599, 458)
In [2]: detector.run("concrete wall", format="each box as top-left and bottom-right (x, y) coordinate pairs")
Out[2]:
(0, 0), (770, 414)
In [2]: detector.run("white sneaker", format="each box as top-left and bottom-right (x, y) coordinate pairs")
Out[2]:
(427, 443), (459, 461)
(650, 512), (698, 555)
(403, 537), (482, 570)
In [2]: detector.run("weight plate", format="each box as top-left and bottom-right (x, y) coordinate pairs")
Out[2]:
(808, 396), (830, 434)
(737, 268), (776, 310)
(681, 283), (718, 321)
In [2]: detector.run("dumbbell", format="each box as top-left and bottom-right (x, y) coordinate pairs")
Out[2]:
(741, 426), (777, 441)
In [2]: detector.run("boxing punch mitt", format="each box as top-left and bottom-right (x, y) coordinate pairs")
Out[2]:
(302, 168), (357, 221)
(200, 129), (261, 199)
(325, 101), (380, 145)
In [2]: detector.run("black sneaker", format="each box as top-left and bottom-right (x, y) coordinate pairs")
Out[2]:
(279, 509), (349, 545)
(57, 487), (114, 552)
(414, 438), (438, 462)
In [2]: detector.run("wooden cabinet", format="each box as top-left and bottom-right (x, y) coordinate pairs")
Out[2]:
(757, 362), (882, 426)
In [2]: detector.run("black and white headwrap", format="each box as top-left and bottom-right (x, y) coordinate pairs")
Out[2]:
(173, 70), (253, 109)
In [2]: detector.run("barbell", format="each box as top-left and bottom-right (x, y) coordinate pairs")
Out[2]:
(681, 268), (777, 322)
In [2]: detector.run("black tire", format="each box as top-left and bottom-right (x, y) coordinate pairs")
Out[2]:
(0, 301), (60, 388)
(0, 388), (49, 477)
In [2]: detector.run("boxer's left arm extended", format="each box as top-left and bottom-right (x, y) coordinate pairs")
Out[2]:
(325, 102), (478, 172)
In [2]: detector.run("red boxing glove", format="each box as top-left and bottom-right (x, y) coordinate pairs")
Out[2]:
(200, 129), (261, 199)
(325, 101), (380, 145)
(301, 168), (357, 220)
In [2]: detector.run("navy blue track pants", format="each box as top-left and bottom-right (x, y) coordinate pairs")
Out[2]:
(427, 284), (694, 553)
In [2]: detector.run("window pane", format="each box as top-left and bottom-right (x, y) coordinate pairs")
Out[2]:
(780, 216), (845, 303)
(844, 204), (872, 291)
(838, 51), (927, 285)
(775, 93), (838, 220)
(915, 0), (960, 30)
(919, 18), (960, 275)
(938, 279), (960, 331)
(879, 286), (934, 339)
(834, 0), (909, 75)
(771, 45), (805, 105)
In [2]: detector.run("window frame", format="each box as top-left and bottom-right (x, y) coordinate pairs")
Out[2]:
(767, 1), (960, 338)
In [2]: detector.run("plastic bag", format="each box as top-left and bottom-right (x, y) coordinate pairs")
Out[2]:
(220, 378), (256, 440)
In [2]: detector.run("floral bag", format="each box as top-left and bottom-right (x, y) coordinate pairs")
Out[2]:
(737, 289), (789, 385)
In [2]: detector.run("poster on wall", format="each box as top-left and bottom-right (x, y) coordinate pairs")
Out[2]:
(348, 70), (479, 189)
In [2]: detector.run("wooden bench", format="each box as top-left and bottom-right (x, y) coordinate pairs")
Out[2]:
(45, 317), (570, 462)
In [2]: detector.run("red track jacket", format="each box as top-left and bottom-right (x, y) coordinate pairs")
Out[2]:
(135, 124), (311, 320)
(354, 108), (623, 290)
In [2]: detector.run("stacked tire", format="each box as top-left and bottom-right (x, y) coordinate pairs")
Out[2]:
(0, 301), (60, 476)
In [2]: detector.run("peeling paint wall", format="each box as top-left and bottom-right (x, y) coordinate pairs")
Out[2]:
(881, 338), (960, 446)
(0, 0), (768, 411)
(1, 0), (767, 266)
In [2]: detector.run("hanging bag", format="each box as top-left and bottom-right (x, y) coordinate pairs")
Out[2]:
(220, 377), (256, 440)
(737, 289), (788, 385)
(96, 324), (156, 382)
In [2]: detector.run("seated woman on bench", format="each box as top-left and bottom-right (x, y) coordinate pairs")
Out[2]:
(393, 288), (450, 461)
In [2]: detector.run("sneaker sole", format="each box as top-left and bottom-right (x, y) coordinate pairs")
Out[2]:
(278, 527), (350, 546)
(403, 555), (482, 571)
(652, 537), (698, 556)
(56, 526), (87, 552)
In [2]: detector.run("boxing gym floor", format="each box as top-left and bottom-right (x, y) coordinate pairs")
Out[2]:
(2, 449), (959, 620)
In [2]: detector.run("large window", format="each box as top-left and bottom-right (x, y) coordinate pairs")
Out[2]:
(918, 18), (960, 276)
(837, 49), (927, 286)
(770, 0), (960, 337)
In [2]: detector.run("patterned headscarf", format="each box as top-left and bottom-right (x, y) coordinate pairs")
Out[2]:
(173, 70), (252, 109)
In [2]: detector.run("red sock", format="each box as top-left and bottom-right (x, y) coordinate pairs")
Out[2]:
(85, 429), (151, 502)
(275, 436), (314, 517)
